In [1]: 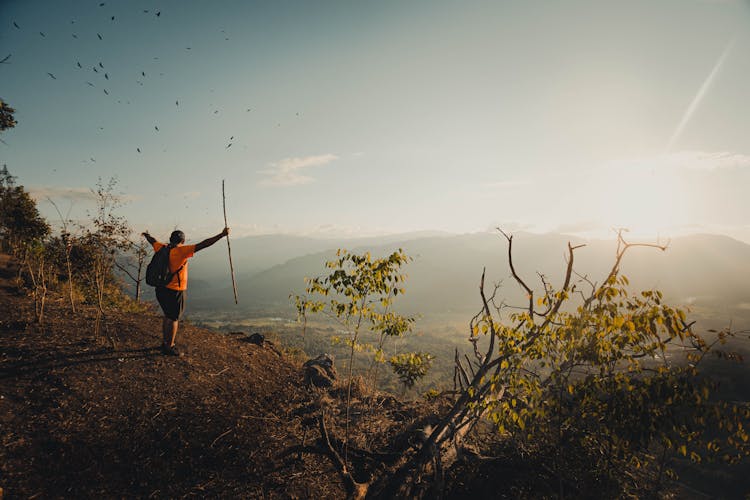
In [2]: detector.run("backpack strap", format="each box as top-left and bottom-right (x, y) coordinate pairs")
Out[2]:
(166, 244), (186, 287)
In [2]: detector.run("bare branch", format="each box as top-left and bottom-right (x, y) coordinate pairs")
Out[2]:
(479, 268), (498, 365)
(113, 260), (139, 282)
(497, 228), (534, 314)
(584, 230), (668, 309)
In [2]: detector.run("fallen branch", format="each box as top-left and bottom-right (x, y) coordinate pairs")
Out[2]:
(209, 367), (229, 377)
(210, 428), (232, 448)
(318, 411), (370, 499)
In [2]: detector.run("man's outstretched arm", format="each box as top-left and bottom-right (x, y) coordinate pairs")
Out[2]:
(142, 231), (156, 245)
(195, 227), (230, 252)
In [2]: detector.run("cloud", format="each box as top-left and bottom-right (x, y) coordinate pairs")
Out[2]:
(258, 154), (338, 186)
(611, 151), (750, 173)
(29, 185), (141, 205)
(666, 151), (750, 171)
(29, 186), (97, 203)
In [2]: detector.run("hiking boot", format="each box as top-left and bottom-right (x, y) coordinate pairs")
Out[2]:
(161, 344), (181, 357)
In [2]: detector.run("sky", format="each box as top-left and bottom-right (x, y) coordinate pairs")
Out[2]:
(2, 0), (750, 243)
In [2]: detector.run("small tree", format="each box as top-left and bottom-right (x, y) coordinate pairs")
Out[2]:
(293, 248), (430, 463)
(390, 351), (434, 393)
(25, 241), (54, 325)
(46, 198), (78, 312)
(113, 238), (149, 302)
(79, 177), (131, 341)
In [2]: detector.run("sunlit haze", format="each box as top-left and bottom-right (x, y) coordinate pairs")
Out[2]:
(3, 0), (750, 242)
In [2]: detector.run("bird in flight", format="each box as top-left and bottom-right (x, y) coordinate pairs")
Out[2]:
(0, 54), (11, 64)
(155, 125), (159, 131)
(111, 16), (115, 21)
(39, 32), (46, 37)
(93, 66), (98, 73)
(175, 100), (179, 106)
(226, 143), (232, 149)
(156, 11), (161, 17)
(104, 73), (109, 80)
(99, 62), (104, 68)
(103, 89), (109, 95)
(141, 71), (146, 77)
(76, 61), (82, 68)
(46, 72), (56, 79)
(97, 33), (103, 40)
(72, 33), (78, 39)
(13, 22), (20, 29)
(86, 81), (95, 86)
(137, 147), (141, 153)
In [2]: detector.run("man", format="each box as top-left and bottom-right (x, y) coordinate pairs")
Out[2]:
(142, 227), (229, 356)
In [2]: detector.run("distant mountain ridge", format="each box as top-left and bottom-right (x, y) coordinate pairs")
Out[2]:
(185, 231), (750, 326)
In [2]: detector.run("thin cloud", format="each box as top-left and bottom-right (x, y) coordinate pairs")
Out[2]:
(609, 151), (750, 173)
(30, 186), (141, 206)
(29, 186), (97, 202)
(669, 151), (750, 171)
(258, 154), (338, 186)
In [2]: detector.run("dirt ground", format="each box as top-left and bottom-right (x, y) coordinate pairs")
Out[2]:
(0, 253), (361, 498)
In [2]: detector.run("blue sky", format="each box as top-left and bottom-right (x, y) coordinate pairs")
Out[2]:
(2, 0), (750, 242)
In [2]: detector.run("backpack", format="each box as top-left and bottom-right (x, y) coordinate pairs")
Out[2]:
(145, 245), (185, 287)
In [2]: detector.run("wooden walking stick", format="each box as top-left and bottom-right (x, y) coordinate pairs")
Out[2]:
(222, 180), (238, 304)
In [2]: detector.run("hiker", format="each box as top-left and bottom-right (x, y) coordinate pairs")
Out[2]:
(142, 227), (229, 356)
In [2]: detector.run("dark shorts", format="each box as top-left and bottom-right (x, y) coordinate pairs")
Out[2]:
(156, 287), (186, 321)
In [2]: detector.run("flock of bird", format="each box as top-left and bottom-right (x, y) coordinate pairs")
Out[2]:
(5, 4), (298, 161)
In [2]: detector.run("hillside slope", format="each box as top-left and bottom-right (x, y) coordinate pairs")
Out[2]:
(0, 253), (348, 498)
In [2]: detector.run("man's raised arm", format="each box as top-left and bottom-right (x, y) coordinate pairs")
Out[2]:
(195, 227), (230, 252)
(142, 231), (156, 245)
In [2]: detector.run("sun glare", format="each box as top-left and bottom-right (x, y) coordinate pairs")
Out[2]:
(593, 159), (690, 239)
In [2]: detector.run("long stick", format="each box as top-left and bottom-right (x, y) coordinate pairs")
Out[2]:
(222, 180), (238, 304)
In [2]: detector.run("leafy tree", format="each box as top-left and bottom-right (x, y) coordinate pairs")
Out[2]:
(0, 98), (16, 132)
(370, 230), (750, 498)
(0, 166), (50, 256)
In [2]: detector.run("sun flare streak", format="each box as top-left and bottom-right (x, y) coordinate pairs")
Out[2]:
(665, 37), (736, 153)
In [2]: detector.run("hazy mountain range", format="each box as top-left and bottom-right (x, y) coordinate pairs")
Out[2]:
(181, 231), (750, 326)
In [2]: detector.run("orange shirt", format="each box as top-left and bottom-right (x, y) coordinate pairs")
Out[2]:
(152, 242), (196, 291)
